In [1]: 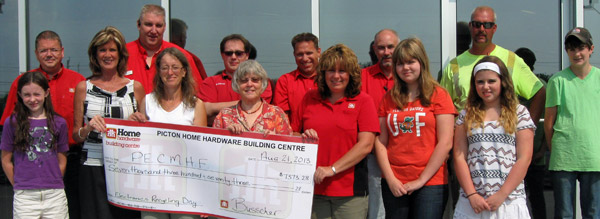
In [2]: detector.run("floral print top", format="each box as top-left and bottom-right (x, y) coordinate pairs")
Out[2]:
(213, 100), (293, 135)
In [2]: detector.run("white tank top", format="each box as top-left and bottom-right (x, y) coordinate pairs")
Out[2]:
(145, 93), (195, 125)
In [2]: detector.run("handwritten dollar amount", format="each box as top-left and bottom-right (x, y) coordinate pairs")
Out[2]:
(279, 172), (311, 183)
(248, 151), (312, 165)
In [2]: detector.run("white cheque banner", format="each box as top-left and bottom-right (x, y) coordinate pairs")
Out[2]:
(102, 118), (317, 219)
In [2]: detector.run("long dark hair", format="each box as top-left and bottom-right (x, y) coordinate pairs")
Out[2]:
(12, 71), (60, 151)
(153, 48), (197, 108)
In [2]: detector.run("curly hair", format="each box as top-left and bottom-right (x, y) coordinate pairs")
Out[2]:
(388, 37), (440, 109)
(12, 72), (60, 152)
(315, 44), (361, 99)
(153, 47), (197, 108)
(87, 26), (129, 78)
(464, 56), (518, 134)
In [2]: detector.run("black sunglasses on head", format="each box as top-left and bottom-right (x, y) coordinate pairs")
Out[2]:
(470, 21), (495, 29)
(223, 50), (245, 57)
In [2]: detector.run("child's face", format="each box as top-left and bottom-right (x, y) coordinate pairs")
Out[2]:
(567, 44), (594, 68)
(19, 83), (48, 115)
(474, 70), (501, 105)
(395, 57), (422, 85)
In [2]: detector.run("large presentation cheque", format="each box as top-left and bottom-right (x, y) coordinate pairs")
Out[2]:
(102, 118), (318, 219)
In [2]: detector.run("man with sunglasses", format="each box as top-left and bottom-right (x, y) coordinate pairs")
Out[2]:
(440, 6), (545, 123)
(126, 4), (207, 95)
(199, 34), (272, 125)
(441, 7), (545, 211)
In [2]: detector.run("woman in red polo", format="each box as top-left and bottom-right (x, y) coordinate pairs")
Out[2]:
(374, 38), (456, 218)
(292, 44), (379, 218)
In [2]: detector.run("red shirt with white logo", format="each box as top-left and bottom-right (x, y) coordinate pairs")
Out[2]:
(198, 71), (272, 103)
(1, 65), (85, 146)
(377, 86), (455, 186)
(292, 90), (379, 196)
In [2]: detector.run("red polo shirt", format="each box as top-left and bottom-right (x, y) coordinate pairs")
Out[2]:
(273, 69), (317, 122)
(198, 71), (272, 103)
(361, 63), (395, 108)
(125, 39), (206, 95)
(1, 65), (85, 146)
(292, 90), (379, 196)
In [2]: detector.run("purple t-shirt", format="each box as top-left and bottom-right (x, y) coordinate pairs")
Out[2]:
(1, 115), (69, 190)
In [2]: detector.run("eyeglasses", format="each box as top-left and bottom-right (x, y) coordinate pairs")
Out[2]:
(159, 65), (183, 73)
(239, 77), (261, 84)
(470, 21), (495, 29)
(223, 50), (245, 57)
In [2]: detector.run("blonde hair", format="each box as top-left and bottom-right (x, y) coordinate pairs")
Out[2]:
(464, 56), (518, 134)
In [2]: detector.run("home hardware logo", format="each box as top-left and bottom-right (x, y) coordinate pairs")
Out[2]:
(105, 128), (141, 141)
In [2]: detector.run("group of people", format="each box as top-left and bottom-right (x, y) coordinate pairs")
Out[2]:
(0, 4), (598, 219)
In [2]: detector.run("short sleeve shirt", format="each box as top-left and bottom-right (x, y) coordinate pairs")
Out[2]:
(292, 90), (380, 196)
(378, 86), (456, 186)
(1, 116), (69, 190)
(546, 66), (600, 171)
(440, 46), (543, 111)
(455, 104), (535, 200)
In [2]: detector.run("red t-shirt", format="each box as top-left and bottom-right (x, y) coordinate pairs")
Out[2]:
(273, 69), (317, 122)
(361, 64), (395, 108)
(1, 66), (85, 146)
(198, 71), (272, 103)
(292, 90), (380, 196)
(377, 86), (456, 186)
(125, 39), (206, 95)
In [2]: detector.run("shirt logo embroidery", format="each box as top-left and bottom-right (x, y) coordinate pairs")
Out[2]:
(216, 82), (227, 86)
(348, 103), (355, 109)
(69, 88), (75, 93)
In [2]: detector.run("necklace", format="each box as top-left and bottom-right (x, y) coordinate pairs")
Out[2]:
(242, 102), (262, 114)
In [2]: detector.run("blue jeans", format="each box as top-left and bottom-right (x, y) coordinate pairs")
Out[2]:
(552, 171), (600, 219)
(381, 180), (447, 219)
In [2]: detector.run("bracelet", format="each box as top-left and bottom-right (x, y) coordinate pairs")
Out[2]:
(331, 166), (337, 175)
(78, 127), (88, 139)
(466, 192), (478, 198)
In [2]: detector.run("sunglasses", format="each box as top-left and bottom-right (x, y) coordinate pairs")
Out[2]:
(223, 50), (245, 57)
(470, 21), (495, 29)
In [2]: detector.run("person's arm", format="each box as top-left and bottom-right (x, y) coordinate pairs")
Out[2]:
(374, 117), (408, 197)
(0, 79), (19, 125)
(527, 87), (546, 124)
(453, 123), (490, 213)
(403, 114), (454, 193)
(1, 150), (14, 186)
(314, 131), (375, 184)
(485, 127), (534, 211)
(58, 152), (67, 176)
(128, 81), (147, 122)
(193, 99), (208, 127)
(205, 101), (238, 117)
(72, 81), (90, 143)
(544, 106), (557, 151)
